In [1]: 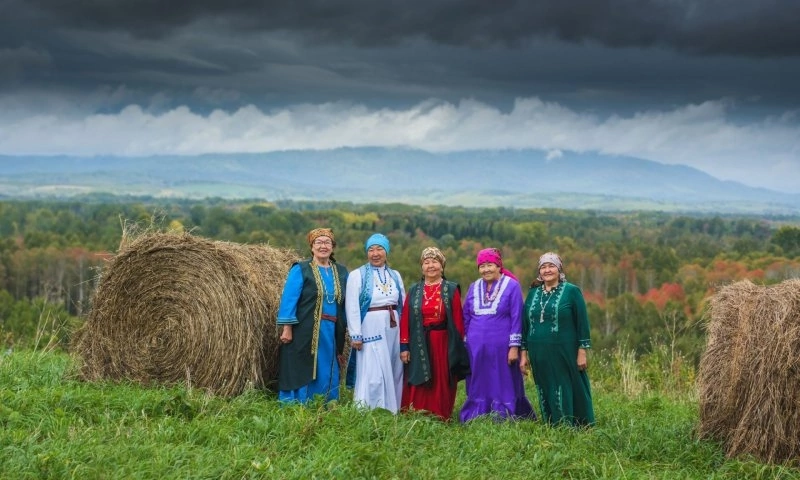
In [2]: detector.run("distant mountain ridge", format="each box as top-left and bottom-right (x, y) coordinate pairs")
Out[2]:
(1, 148), (798, 214)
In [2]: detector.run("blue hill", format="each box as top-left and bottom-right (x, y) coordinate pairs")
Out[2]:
(1, 148), (797, 214)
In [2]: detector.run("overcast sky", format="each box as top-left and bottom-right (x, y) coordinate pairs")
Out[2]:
(1, 0), (799, 193)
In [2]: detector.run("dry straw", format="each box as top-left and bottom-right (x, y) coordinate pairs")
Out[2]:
(698, 279), (800, 463)
(73, 231), (299, 397)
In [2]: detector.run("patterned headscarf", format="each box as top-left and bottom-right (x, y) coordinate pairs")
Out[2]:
(307, 228), (335, 247)
(476, 248), (502, 268)
(537, 252), (567, 282)
(420, 246), (446, 268)
(365, 233), (390, 254)
(476, 247), (518, 281)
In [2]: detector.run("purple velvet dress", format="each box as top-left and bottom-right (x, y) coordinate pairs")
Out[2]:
(459, 275), (535, 423)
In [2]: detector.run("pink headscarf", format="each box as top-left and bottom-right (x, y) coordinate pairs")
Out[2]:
(476, 248), (518, 281)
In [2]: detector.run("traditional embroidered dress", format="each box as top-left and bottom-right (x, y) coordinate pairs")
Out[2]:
(459, 274), (535, 422)
(400, 280), (469, 421)
(522, 281), (595, 427)
(345, 264), (406, 413)
(276, 260), (348, 404)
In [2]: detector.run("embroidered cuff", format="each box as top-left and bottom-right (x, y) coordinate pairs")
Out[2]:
(509, 333), (522, 347)
(351, 334), (363, 342)
(578, 339), (591, 349)
(400, 343), (409, 352)
(277, 317), (299, 325)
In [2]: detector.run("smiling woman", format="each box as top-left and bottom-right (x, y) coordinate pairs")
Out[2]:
(345, 233), (406, 413)
(276, 227), (349, 405)
(399, 247), (469, 421)
(459, 247), (535, 423)
(521, 252), (595, 428)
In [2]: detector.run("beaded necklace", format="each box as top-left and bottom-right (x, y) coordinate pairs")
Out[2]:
(309, 260), (341, 379)
(423, 280), (442, 306)
(539, 283), (558, 323)
(472, 276), (508, 315)
(374, 266), (394, 296)
(311, 260), (341, 305)
(319, 265), (336, 303)
(481, 275), (503, 306)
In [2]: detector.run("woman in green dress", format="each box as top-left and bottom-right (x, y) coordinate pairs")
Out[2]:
(520, 252), (595, 427)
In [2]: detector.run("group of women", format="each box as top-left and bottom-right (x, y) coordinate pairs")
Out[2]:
(276, 228), (595, 427)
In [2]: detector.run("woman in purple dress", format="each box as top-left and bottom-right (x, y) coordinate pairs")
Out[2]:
(459, 248), (535, 423)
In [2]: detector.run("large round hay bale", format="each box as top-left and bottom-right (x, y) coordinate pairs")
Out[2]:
(698, 279), (800, 463)
(73, 232), (299, 397)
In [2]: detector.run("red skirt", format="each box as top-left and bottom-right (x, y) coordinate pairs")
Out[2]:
(401, 329), (457, 421)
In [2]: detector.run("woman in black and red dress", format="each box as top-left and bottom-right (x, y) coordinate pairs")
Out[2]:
(399, 247), (470, 420)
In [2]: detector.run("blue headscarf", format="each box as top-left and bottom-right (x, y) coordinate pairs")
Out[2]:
(358, 233), (402, 322)
(365, 233), (390, 254)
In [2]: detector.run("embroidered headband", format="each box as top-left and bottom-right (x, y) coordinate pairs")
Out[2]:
(307, 228), (335, 247)
(365, 233), (390, 254)
(420, 246), (446, 268)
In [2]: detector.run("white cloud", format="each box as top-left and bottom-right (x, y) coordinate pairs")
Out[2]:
(0, 96), (798, 193)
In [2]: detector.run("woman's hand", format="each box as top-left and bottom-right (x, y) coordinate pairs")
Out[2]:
(280, 325), (293, 344)
(507, 346), (519, 366)
(400, 351), (410, 364)
(351, 340), (363, 351)
(577, 348), (588, 371)
(519, 354), (529, 374)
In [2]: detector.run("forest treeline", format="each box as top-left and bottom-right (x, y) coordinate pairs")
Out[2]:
(2, 196), (800, 361)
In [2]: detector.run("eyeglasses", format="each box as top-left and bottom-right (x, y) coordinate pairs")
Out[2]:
(313, 240), (333, 246)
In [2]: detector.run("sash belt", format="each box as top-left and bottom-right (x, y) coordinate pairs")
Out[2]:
(367, 305), (398, 328)
(367, 305), (396, 312)
(321, 314), (337, 322)
(424, 322), (447, 332)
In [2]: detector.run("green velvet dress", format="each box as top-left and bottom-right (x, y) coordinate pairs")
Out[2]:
(522, 281), (595, 427)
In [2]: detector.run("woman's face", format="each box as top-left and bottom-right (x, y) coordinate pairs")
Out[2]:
(421, 258), (443, 281)
(478, 262), (501, 282)
(539, 262), (560, 283)
(367, 245), (387, 267)
(311, 236), (334, 262)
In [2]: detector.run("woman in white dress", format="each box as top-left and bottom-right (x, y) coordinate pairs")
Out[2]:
(345, 233), (406, 413)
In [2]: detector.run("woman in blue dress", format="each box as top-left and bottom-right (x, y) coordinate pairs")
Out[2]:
(276, 228), (348, 404)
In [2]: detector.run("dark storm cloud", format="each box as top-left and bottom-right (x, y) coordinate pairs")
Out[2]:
(15, 0), (800, 57)
(1, 1), (799, 194)
(2, 0), (799, 117)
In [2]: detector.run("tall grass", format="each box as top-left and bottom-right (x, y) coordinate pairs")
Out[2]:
(1, 347), (798, 479)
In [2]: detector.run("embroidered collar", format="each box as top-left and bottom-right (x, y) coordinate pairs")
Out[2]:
(471, 275), (510, 315)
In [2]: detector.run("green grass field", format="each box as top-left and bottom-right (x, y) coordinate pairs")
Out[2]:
(1, 350), (798, 479)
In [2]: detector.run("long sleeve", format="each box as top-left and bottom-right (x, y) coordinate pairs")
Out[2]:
(399, 293), (411, 352)
(462, 282), (473, 339)
(345, 268), (363, 341)
(507, 279), (523, 347)
(451, 287), (465, 338)
(572, 285), (592, 349)
(521, 288), (534, 351)
(276, 263), (303, 325)
(394, 268), (406, 318)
